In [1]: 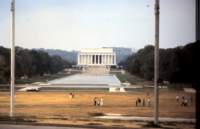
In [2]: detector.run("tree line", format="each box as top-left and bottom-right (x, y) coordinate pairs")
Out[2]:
(0, 46), (71, 84)
(120, 41), (200, 84)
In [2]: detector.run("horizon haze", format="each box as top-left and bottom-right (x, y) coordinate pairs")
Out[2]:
(0, 0), (196, 51)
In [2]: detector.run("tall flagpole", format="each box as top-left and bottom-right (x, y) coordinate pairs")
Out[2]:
(154, 0), (160, 125)
(10, 0), (15, 117)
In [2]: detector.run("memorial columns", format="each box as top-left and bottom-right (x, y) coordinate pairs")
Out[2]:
(97, 54), (99, 64)
(107, 55), (109, 64)
(104, 54), (107, 64)
(89, 54), (91, 65)
(106, 54), (108, 65)
(84, 54), (86, 64)
(84, 54), (86, 65)
(80, 54), (82, 65)
(78, 50), (116, 66)
(110, 55), (111, 65)
(85, 54), (87, 65)
(94, 54), (96, 65)
(83, 54), (85, 64)
(102, 54), (105, 64)
(81, 54), (83, 64)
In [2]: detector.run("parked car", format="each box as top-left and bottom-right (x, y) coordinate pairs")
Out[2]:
(18, 86), (41, 92)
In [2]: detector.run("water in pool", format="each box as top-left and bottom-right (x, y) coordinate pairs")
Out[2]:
(48, 74), (121, 87)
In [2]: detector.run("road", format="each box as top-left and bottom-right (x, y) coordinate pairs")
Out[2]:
(0, 124), (91, 129)
(95, 116), (196, 123)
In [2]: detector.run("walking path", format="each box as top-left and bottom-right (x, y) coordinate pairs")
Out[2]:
(95, 116), (196, 123)
(0, 124), (91, 129)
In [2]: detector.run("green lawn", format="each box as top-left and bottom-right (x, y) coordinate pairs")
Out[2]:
(113, 71), (152, 85)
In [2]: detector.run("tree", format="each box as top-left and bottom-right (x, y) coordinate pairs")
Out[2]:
(123, 41), (200, 84)
(0, 46), (72, 84)
(0, 47), (10, 83)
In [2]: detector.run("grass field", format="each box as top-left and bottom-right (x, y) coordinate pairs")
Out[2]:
(0, 89), (195, 118)
(114, 72), (153, 85)
(0, 89), (196, 129)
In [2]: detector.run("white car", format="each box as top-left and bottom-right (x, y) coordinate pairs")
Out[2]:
(19, 86), (41, 92)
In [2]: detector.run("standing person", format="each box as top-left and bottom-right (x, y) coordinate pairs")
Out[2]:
(72, 92), (75, 98)
(147, 97), (151, 107)
(182, 95), (185, 100)
(184, 99), (188, 106)
(182, 95), (185, 106)
(93, 97), (97, 106)
(181, 99), (184, 106)
(138, 98), (141, 106)
(69, 92), (72, 99)
(176, 95), (180, 102)
(136, 99), (138, 107)
(142, 98), (145, 107)
(181, 97), (185, 106)
(100, 97), (104, 106)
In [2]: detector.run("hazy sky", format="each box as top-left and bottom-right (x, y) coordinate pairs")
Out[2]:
(0, 0), (196, 50)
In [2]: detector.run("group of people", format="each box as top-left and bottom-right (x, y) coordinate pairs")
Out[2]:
(136, 97), (151, 107)
(93, 97), (104, 107)
(176, 95), (193, 107)
(67, 92), (193, 108)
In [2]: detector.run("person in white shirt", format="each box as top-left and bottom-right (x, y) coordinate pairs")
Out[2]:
(100, 98), (104, 106)
(176, 95), (180, 102)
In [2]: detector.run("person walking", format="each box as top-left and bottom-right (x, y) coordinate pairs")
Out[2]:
(147, 97), (151, 107)
(72, 92), (75, 98)
(100, 97), (104, 106)
(142, 98), (146, 107)
(184, 99), (188, 106)
(138, 98), (141, 106)
(182, 95), (185, 100)
(176, 95), (179, 102)
(69, 92), (73, 99)
(93, 97), (97, 106)
(136, 99), (138, 107)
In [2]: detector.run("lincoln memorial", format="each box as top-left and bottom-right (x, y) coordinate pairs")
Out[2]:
(77, 48), (116, 73)
(77, 48), (116, 66)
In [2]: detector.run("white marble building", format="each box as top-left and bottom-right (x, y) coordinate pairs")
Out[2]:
(77, 48), (116, 66)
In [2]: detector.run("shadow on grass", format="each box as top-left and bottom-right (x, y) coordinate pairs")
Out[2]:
(142, 122), (176, 129)
(87, 122), (103, 126)
(0, 115), (36, 123)
(88, 112), (105, 116)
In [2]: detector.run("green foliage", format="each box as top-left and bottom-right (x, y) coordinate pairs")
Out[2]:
(0, 46), (72, 84)
(114, 72), (146, 84)
(0, 47), (10, 83)
(123, 42), (200, 83)
(122, 45), (154, 80)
